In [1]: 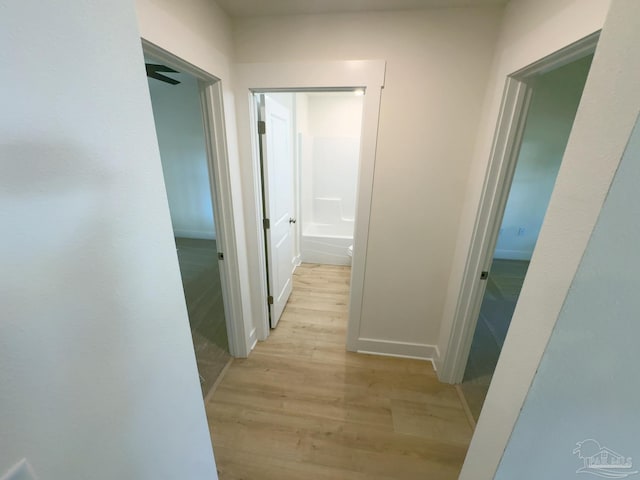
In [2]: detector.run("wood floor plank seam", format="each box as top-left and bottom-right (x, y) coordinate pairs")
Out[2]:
(206, 263), (471, 479)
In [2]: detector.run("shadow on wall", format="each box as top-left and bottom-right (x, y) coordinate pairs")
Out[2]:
(1, 141), (151, 476)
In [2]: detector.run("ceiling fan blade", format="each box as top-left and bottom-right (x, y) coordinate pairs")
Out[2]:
(147, 71), (181, 85)
(146, 63), (179, 74)
(145, 63), (181, 85)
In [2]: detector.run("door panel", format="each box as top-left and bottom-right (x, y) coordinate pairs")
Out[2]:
(262, 95), (295, 328)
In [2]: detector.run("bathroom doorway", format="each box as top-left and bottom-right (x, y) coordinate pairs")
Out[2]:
(255, 90), (364, 328)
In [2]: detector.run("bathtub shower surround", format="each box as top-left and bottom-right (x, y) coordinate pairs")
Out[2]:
(297, 92), (364, 265)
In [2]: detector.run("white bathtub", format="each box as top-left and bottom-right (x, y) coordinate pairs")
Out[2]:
(301, 222), (353, 266)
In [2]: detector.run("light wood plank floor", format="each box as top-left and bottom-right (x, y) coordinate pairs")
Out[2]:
(206, 263), (472, 479)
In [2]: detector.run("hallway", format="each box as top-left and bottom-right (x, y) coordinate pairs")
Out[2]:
(205, 264), (473, 479)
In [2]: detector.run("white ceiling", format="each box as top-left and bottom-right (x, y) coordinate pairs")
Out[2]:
(215, 0), (507, 18)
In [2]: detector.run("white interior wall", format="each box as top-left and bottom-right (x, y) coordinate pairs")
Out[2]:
(135, 0), (256, 352)
(307, 93), (363, 138)
(494, 54), (592, 261)
(438, 0), (612, 369)
(233, 7), (503, 354)
(0, 0), (218, 478)
(495, 112), (640, 478)
(455, 0), (640, 478)
(148, 70), (217, 240)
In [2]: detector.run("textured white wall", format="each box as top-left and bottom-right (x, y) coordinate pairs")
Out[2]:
(0, 0), (218, 478)
(148, 71), (217, 240)
(135, 0), (233, 77)
(233, 7), (503, 348)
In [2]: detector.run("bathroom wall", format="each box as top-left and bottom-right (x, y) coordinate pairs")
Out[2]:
(494, 54), (593, 260)
(297, 92), (363, 236)
(147, 65), (216, 239)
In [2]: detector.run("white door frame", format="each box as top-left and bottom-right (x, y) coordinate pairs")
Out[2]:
(142, 39), (247, 357)
(437, 32), (600, 384)
(234, 60), (386, 345)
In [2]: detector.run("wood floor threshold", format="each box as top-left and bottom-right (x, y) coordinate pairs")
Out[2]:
(455, 384), (477, 431)
(204, 357), (234, 403)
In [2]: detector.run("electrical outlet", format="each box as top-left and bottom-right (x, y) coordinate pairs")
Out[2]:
(1, 460), (38, 480)
(517, 227), (526, 236)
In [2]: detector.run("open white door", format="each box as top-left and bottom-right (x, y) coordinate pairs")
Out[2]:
(261, 94), (295, 328)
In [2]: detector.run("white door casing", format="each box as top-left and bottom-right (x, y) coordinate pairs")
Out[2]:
(437, 33), (600, 384)
(142, 39), (249, 357)
(262, 94), (295, 327)
(234, 60), (386, 345)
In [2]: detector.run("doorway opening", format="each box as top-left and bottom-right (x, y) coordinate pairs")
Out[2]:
(143, 47), (237, 396)
(454, 49), (596, 422)
(255, 90), (364, 329)
(461, 53), (594, 420)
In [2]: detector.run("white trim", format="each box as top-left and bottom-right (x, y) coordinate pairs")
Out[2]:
(436, 32), (599, 384)
(173, 229), (216, 240)
(248, 327), (258, 351)
(436, 77), (532, 382)
(233, 60), (386, 349)
(142, 39), (249, 357)
(356, 338), (439, 362)
(493, 249), (532, 261)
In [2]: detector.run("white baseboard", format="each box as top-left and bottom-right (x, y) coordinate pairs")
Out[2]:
(173, 229), (216, 240)
(301, 251), (351, 266)
(493, 248), (532, 261)
(433, 349), (444, 373)
(248, 327), (258, 351)
(355, 338), (439, 364)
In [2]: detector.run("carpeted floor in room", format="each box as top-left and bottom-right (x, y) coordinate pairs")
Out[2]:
(175, 237), (230, 396)
(460, 258), (530, 422)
